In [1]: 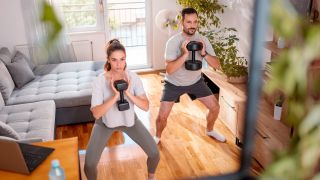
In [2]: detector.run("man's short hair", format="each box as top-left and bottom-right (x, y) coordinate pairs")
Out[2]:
(181, 7), (198, 20)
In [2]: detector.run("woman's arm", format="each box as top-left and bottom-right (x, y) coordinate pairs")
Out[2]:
(90, 75), (120, 120)
(124, 72), (149, 111)
(126, 93), (149, 111)
(90, 95), (118, 120)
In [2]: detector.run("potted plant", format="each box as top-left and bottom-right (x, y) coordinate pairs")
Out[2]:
(203, 28), (248, 83)
(273, 94), (284, 120)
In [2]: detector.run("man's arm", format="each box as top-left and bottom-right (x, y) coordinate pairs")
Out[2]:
(199, 38), (220, 69)
(203, 54), (220, 69)
(165, 40), (190, 74)
(166, 53), (188, 74)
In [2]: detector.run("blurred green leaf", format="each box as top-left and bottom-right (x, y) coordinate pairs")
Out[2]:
(299, 105), (320, 136)
(262, 0), (320, 179)
(270, 0), (299, 38)
(40, 1), (62, 49)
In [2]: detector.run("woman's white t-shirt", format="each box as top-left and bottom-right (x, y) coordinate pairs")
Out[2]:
(91, 70), (146, 128)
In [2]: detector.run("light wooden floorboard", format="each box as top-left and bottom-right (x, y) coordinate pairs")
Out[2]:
(56, 73), (263, 179)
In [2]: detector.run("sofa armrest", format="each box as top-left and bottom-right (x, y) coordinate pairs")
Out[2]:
(0, 136), (43, 144)
(0, 136), (16, 141)
(16, 138), (43, 144)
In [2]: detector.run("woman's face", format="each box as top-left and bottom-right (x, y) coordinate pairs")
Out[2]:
(108, 50), (126, 73)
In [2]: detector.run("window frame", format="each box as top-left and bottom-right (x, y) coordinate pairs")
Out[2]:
(59, 0), (104, 33)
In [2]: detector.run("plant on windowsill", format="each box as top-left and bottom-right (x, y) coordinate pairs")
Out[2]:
(176, 0), (248, 83)
(203, 28), (248, 83)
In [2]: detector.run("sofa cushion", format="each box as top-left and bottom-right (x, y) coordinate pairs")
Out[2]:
(0, 61), (15, 102)
(7, 61), (104, 108)
(0, 47), (12, 64)
(14, 51), (36, 70)
(6, 54), (35, 88)
(0, 100), (55, 141)
(0, 121), (20, 140)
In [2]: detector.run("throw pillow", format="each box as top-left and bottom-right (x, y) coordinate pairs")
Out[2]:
(6, 56), (35, 88)
(0, 47), (12, 64)
(14, 51), (36, 70)
(0, 61), (15, 102)
(0, 121), (20, 140)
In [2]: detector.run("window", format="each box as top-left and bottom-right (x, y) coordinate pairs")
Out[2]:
(106, 0), (150, 68)
(56, 0), (103, 32)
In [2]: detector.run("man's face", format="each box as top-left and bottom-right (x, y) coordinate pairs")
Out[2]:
(182, 13), (198, 36)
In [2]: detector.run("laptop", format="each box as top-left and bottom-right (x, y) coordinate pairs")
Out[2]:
(0, 139), (54, 174)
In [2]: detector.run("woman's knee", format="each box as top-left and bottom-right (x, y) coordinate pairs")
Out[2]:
(84, 157), (98, 173)
(148, 147), (160, 161)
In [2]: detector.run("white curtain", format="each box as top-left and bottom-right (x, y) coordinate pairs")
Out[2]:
(21, 0), (76, 65)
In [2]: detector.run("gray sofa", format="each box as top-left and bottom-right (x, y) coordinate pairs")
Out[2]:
(0, 92), (56, 142)
(0, 47), (104, 141)
(8, 61), (104, 125)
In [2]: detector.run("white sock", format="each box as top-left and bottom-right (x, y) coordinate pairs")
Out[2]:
(206, 130), (226, 142)
(153, 136), (160, 144)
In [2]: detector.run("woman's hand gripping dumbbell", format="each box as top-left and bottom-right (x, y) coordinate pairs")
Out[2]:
(113, 79), (130, 111)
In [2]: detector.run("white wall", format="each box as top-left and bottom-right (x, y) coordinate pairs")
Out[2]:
(69, 32), (106, 61)
(219, 0), (272, 66)
(150, 0), (181, 70)
(0, 0), (28, 52)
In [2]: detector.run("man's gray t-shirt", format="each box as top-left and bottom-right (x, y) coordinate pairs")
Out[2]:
(164, 32), (215, 86)
(91, 70), (145, 128)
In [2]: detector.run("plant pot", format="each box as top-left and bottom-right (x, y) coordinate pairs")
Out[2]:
(226, 75), (248, 84)
(274, 105), (282, 120)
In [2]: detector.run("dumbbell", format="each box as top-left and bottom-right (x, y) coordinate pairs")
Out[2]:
(185, 41), (203, 71)
(113, 79), (130, 111)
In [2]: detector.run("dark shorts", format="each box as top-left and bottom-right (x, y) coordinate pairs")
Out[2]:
(161, 78), (213, 103)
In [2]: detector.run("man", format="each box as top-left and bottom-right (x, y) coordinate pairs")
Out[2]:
(154, 7), (226, 144)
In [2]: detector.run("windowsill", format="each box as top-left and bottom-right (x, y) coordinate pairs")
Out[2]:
(68, 31), (105, 36)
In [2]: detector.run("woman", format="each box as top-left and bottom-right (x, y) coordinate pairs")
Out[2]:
(84, 39), (159, 180)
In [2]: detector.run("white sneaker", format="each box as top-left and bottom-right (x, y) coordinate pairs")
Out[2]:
(147, 177), (156, 180)
(206, 130), (226, 142)
(153, 136), (160, 144)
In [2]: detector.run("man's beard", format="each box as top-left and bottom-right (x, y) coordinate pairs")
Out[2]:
(183, 28), (196, 36)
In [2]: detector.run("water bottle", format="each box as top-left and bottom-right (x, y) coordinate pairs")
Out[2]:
(49, 159), (66, 180)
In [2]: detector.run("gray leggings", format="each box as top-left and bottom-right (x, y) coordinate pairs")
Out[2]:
(84, 117), (160, 180)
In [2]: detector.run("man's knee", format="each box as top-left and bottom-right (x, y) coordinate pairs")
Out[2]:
(210, 101), (220, 113)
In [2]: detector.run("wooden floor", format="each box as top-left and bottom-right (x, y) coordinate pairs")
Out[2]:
(56, 73), (262, 180)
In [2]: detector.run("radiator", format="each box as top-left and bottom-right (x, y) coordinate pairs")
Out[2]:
(71, 40), (93, 61)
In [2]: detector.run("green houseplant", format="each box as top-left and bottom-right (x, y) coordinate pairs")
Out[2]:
(203, 28), (248, 80)
(177, 0), (248, 82)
